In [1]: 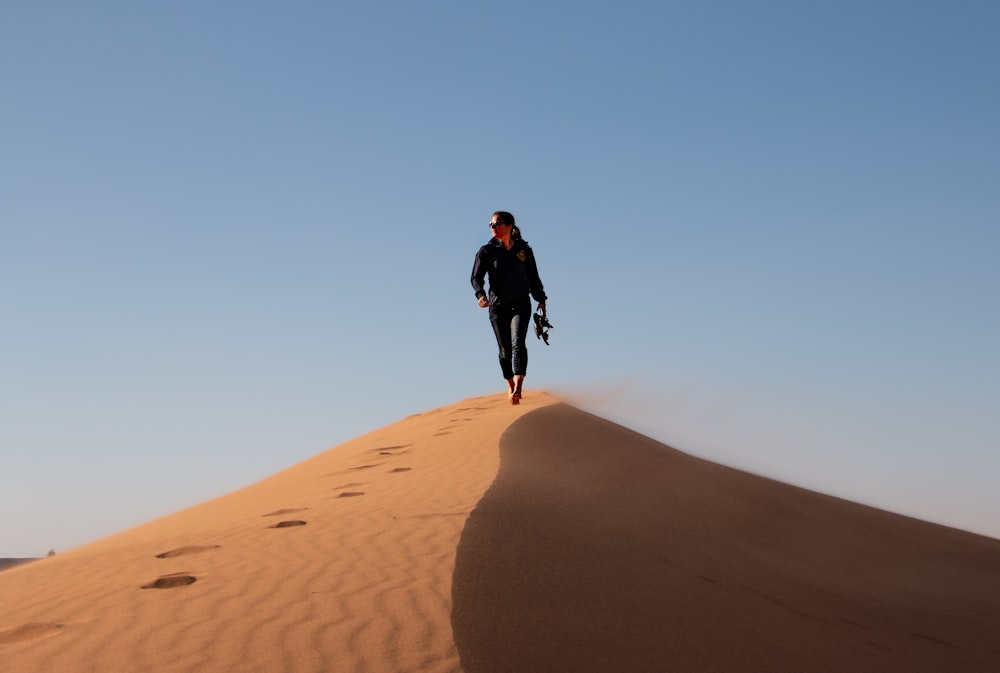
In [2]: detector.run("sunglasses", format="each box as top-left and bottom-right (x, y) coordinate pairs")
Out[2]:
(489, 221), (508, 230)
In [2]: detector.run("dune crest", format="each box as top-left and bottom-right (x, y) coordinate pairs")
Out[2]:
(4, 393), (999, 673)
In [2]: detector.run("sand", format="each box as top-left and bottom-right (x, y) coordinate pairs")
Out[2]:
(2, 393), (999, 673)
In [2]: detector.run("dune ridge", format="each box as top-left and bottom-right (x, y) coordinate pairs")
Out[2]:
(3, 393), (999, 673)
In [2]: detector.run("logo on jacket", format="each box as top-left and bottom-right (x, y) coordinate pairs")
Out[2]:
(517, 250), (527, 262)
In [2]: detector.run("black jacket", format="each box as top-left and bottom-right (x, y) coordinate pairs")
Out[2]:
(471, 237), (547, 309)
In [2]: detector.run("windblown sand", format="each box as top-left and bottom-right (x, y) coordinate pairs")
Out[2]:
(2, 393), (999, 673)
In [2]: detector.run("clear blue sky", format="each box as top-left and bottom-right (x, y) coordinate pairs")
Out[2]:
(2, 1), (997, 557)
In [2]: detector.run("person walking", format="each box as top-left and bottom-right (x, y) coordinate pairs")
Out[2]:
(471, 211), (548, 405)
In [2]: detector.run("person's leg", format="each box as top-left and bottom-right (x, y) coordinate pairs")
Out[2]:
(512, 374), (524, 402)
(509, 306), (531, 401)
(489, 308), (515, 384)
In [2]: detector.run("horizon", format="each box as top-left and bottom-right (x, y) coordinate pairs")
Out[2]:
(3, 1), (998, 557)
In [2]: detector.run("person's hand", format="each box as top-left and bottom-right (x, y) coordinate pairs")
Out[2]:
(477, 296), (489, 308)
(538, 303), (546, 317)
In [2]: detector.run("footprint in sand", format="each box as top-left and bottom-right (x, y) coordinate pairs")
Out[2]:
(262, 508), (309, 517)
(350, 464), (381, 471)
(269, 520), (307, 528)
(336, 492), (365, 498)
(0, 622), (65, 645)
(155, 545), (220, 559)
(390, 467), (412, 473)
(373, 445), (409, 453)
(141, 573), (197, 589)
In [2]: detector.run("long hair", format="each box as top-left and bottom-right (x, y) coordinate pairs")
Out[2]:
(493, 210), (522, 240)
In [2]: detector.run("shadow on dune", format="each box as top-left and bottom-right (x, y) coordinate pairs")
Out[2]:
(451, 404), (1000, 673)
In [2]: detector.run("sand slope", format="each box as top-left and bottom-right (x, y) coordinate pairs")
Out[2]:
(0, 393), (550, 673)
(452, 404), (1000, 673)
(3, 394), (999, 673)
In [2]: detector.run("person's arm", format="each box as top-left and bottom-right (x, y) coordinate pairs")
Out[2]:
(471, 247), (490, 306)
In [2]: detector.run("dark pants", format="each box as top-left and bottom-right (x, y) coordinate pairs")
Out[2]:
(489, 303), (531, 380)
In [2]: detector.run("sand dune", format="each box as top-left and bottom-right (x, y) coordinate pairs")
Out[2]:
(2, 394), (998, 673)
(0, 559), (37, 573)
(453, 403), (1000, 672)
